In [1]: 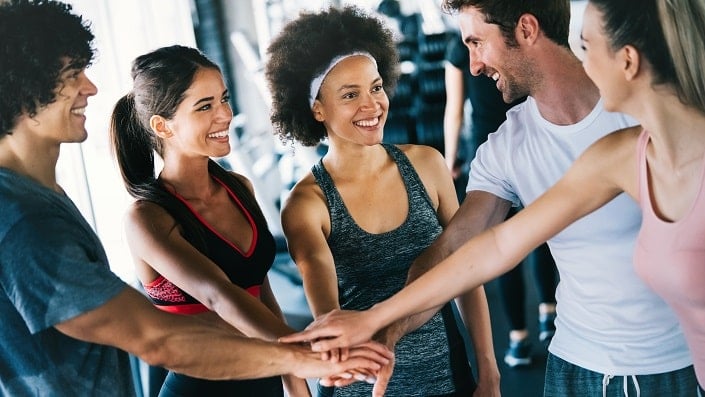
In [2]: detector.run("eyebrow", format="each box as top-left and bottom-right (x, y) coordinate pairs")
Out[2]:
(336, 76), (383, 93)
(463, 35), (480, 45)
(192, 89), (228, 107)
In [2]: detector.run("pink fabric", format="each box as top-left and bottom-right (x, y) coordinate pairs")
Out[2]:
(633, 129), (705, 386)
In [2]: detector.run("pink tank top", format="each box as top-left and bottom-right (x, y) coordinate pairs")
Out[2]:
(633, 129), (705, 385)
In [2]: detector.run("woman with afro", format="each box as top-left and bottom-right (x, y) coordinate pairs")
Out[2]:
(266, 6), (499, 397)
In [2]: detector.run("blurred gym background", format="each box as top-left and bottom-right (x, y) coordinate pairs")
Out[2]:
(57, 1), (587, 395)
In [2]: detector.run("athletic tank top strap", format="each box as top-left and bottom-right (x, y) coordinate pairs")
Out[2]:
(311, 143), (437, 240)
(636, 128), (650, 203)
(381, 143), (437, 211)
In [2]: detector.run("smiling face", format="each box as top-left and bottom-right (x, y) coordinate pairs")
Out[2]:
(16, 61), (97, 144)
(580, 3), (629, 113)
(161, 67), (233, 159)
(312, 55), (389, 147)
(458, 6), (534, 103)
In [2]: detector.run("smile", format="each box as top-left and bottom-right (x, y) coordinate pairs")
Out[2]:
(354, 117), (380, 127)
(70, 107), (86, 116)
(207, 130), (229, 138)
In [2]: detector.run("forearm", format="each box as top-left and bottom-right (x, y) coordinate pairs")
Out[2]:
(455, 287), (499, 385)
(368, 227), (510, 332)
(377, 272), (448, 341)
(390, 194), (511, 339)
(410, 192), (511, 279)
(142, 321), (300, 380)
(211, 286), (295, 341)
(59, 288), (301, 380)
(443, 63), (465, 171)
(443, 117), (462, 171)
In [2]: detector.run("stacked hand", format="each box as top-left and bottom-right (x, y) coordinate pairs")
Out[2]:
(287, 339), (392, 381)
(280, 309), (378, 351)
(281, 309), (396, 397)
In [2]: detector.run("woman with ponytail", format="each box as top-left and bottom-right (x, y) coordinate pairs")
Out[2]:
(110, 45), (312, 397)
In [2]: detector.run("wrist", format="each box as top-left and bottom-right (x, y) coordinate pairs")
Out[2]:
(475, 355), (500, 382)
(373, 322), (403, 348)
(367, 302), (393, 332)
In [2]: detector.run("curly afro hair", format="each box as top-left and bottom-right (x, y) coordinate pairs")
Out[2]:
(0, 0), (95, 137)
(265, 6), (399, 147)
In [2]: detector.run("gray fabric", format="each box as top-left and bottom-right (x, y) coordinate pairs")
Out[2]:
(312, 144), (456, 396)
(0, 168), (134, 396)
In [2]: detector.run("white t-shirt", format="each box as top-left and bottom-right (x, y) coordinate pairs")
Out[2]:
(468, 96), (692, 375)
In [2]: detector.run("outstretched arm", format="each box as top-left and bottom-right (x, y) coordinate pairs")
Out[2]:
(280, 129), (630, 351)
(375, 191), (511, 338)
(350, 141), (626, 341)
(55, 286), (393, 381)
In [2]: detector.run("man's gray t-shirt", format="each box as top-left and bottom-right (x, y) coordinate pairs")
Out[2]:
(0, 168), (134, 396)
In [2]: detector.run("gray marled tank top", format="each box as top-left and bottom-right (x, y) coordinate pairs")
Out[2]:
(312, 143), (457, 396)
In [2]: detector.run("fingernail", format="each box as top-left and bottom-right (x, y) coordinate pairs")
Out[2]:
(365, 376), (377, 384)
(340, 372), (352, 379)
(354, 373), (367, 381)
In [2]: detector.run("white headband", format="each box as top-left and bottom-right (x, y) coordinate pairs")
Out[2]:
(308, 51), (378, 108)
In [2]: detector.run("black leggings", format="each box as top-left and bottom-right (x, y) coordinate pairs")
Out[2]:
(496, 209), (558, 331)
(158, 372), (283, 397)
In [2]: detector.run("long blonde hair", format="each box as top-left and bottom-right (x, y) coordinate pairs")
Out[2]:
(658, 0), (705, 111)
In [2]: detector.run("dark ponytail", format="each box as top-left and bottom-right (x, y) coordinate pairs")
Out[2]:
(110, 92), (159, 199)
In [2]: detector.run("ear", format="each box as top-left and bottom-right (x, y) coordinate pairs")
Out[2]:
(516, 13), (540, 44)
(311, 100), (325, 122)
(149, 115), (172, 138)
(621, 45), (641, 81)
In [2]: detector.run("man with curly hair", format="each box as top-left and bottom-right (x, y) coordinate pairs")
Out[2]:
(0, 1), (392, 395)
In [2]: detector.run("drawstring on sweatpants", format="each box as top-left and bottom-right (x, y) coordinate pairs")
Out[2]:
(602, 374), (641, 397)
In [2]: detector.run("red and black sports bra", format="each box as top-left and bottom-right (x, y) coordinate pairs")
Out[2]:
(143, 175), (276, 314)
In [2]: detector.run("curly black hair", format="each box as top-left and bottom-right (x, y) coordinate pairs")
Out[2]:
(0, 0), (95, 137)
(264, 6), (399, 147)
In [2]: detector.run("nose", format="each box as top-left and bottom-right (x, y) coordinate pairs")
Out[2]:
(469, 48), (483, 77)
(359, 92), (378, 111)
(217, 100), (234, 121)
(80, 72), (98, 96)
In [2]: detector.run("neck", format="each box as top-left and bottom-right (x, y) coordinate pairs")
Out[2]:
(633, 91), (705, 167)
(531, 45), (601, 125)
(323, 142), (387, 180)
(158, 154), (214, 200)
(0, 133), (61, 191)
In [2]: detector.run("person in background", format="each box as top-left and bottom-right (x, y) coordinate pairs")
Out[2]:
(443, 31), (558, 368)
(110, 45), (311, 397)
(281, 0), (699, 395)
(266, 5), (499, 397)
(0, 1), (392, 395)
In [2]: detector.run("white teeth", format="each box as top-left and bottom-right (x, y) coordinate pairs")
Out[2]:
(208, 130), (229, 138)
(354, 117), (379, 127)
(71, 107), (86, 116)
(491, 72), (500, 81)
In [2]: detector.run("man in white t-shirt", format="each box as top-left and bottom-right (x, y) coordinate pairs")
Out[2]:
(411, 0), (695, 395)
